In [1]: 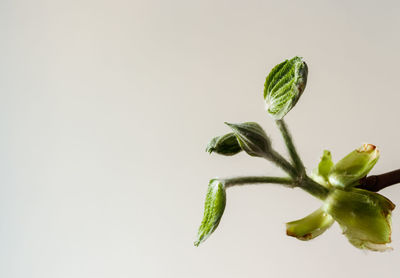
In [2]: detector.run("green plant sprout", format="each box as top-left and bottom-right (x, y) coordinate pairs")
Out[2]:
(195, 56), (400, 252)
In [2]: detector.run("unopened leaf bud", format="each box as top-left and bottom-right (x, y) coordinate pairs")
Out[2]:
(206, 133), (242, 156)
(225, 122), (272, 158)
(310, 150), (334, 188)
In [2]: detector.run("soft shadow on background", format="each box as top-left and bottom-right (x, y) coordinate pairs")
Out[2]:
(2, 0), (400, 277)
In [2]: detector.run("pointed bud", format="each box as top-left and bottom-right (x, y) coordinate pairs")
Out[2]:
(206, 133), (242, 156)
(324, 188), (395, 251)
(225, 122), (272, 158)
(328, 144), (379, 188)
(194, 179), (226, 246)
(310, 150), (334, 188)
(286, 207), (334, 241)
(264, 56), (308, 119)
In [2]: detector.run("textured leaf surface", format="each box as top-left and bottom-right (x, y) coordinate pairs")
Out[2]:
(264, 56), (308, 119)
(286, 207), (334, 241)
(194, 179), (226, 246)
(324, 188), (395, 251)
(328, 144), (379, 188)
(225, 122), (271, 157)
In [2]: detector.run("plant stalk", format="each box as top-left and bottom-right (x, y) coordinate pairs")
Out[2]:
(300, 176), (330, 200)
(264, 150), (299, 178)
(275, 119), (305, 175)
(358, 169), (400, 192)
(223, 175), (329, 201)
(224, 176), (294, 188)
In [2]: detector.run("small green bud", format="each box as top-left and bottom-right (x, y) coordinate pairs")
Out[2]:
(194, 179), (226, 246)
(225, 122), (272, 158)
(310, 150), (334, 188)
(328, 144), (379, 188)
(206, 133), (242, 156)
(264, 56), (308, 119)
(286, 207), (334, 241)
(324, 188), (395, 251)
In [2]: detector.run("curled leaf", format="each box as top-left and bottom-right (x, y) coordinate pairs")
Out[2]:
(286, 207), (334, 241)
(328, 144), (379, 188)
(264, 56), (308, 119)
(194, 179), (226, 246)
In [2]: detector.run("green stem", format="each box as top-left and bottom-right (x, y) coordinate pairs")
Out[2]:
(224, 176), (294, 188)
(223, 175), (329, 200)
(275, 119), (305, 175)
(265, 150), (298, 178)
(274, 120), (329, 200)
(301, 176), (330, 200)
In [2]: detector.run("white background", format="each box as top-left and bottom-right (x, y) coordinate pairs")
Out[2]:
(2, 0), (400, 277)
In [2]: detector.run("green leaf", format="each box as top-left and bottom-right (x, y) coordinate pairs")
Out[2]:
(318, 150), (334, 179)
(264, 56), (308, 119)
(310, 150), (334, 187)
(286, 207), (334, 241)
(328, 144), (379, 188)
(225, 122), (271, 158)
(324, 188), (395, 251)
(206, 133), (242, 156)
(194, 179), (227, 246)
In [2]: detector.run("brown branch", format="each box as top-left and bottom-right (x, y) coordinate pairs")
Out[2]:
(357, 169), (400, 192)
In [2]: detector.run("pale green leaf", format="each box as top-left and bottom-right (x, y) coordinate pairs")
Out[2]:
(286, 207), (334, 241)
(324, 188), (395, 251)
(310, 150), (334, 187)
(328, 144), (379, 188)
